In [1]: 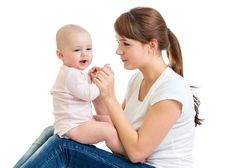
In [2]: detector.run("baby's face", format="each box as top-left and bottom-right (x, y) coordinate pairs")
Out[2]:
(61, 30), (93, 70)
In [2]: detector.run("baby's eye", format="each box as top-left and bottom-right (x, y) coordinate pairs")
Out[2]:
(87, 47), (92, 51)
(73, 49), (81, 52)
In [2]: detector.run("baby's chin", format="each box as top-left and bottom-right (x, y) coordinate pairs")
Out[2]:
(78, 61), (91, 70)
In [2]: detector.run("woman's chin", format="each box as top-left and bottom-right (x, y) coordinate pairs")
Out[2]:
(123, 64), (135, 70)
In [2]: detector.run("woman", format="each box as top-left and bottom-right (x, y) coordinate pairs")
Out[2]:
(15, 7), (202, 168)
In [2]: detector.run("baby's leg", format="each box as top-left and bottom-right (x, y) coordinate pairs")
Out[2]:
(65, 121), (110, 144)
(65, 121), (125, 155)
(93, 115), (113, 126)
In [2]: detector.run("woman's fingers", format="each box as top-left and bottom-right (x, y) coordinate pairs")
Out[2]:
(103, 65), (114, 75)
(93, 67), (115, 100)
(95, 66), (113, 79)
(95, 71), (106, 82)
(93, 64), (114, 93)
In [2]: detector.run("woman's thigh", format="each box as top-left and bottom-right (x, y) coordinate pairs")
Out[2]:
(21, 135), (154, 168)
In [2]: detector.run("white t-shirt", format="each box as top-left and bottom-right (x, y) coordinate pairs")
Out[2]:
(51, 65), (100, 136)
(124, 67), (195, 168)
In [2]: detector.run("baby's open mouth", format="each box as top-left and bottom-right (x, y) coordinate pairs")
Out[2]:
(80, 60), (87, 63)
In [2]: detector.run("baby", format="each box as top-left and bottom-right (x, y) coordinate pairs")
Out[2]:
(51, 24), (124, 154)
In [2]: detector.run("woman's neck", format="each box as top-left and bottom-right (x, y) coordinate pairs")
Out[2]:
(139, 57), (167, 87)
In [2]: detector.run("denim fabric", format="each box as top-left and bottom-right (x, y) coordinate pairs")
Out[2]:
(13, 126), (54, 168)
(20, 135), (154, 168)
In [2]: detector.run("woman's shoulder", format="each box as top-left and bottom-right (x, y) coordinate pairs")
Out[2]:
(160, 67), (187, 88)
(150, 68), (191, 103)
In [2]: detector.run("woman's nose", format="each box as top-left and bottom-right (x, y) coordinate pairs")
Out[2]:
(116, 48), (124, 55)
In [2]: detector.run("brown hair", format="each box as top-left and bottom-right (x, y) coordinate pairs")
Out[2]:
(114, 7), (202, 126)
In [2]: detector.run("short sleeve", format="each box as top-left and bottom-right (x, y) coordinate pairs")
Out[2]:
(150, 77), (185, 107)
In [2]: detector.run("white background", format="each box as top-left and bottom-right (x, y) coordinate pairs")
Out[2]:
(0, 0), (234, 167)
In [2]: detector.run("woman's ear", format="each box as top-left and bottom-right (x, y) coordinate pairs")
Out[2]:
(56, 49), (63, 60)
(148, 39), (158, 55)
(149, 39), (158, 49)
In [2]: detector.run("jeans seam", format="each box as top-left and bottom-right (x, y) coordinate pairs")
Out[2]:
(65, 144), (120, 168)
(40, 144), (63, 168)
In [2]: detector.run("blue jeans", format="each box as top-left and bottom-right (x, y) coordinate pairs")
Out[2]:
(15, 126), (154, 168)
(13, 126), (54, 168)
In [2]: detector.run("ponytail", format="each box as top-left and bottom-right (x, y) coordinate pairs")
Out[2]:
(167, 29), (203, 127)
(193, 92), (203, 126)
(167, 28), (183, 76)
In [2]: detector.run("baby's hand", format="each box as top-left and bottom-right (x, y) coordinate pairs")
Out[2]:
(88, 66), (101, 81)
(89, 66), (98, 74)
(89, 64), (112, 82)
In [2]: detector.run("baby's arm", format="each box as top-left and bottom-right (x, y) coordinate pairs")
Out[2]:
(67, 71), (100, 101)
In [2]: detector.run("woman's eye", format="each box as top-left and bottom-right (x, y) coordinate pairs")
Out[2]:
(123, 42), (130, 46)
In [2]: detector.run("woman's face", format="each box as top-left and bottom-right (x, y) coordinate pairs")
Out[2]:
(115, 34), (149, 70)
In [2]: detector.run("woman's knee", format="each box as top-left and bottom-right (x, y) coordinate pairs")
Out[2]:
(43, 125), (54, 136)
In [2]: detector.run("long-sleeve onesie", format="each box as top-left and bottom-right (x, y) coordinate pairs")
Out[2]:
(51, 65), (100, 136)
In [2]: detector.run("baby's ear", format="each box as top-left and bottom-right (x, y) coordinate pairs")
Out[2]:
(56, 49), (63, 59)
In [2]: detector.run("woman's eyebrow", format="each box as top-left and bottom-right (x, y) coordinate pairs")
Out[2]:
(118, 38), (129, 42)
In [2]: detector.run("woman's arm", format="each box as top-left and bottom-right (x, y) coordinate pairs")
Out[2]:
(105, 98), (181, 162)
(92, 96), (109, 115)
(94, 67), (181, 163)
(93, 98), (126, 122)
(90, 65), (111, 116)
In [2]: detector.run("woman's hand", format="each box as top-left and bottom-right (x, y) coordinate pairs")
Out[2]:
(93, 64), (115, 101)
